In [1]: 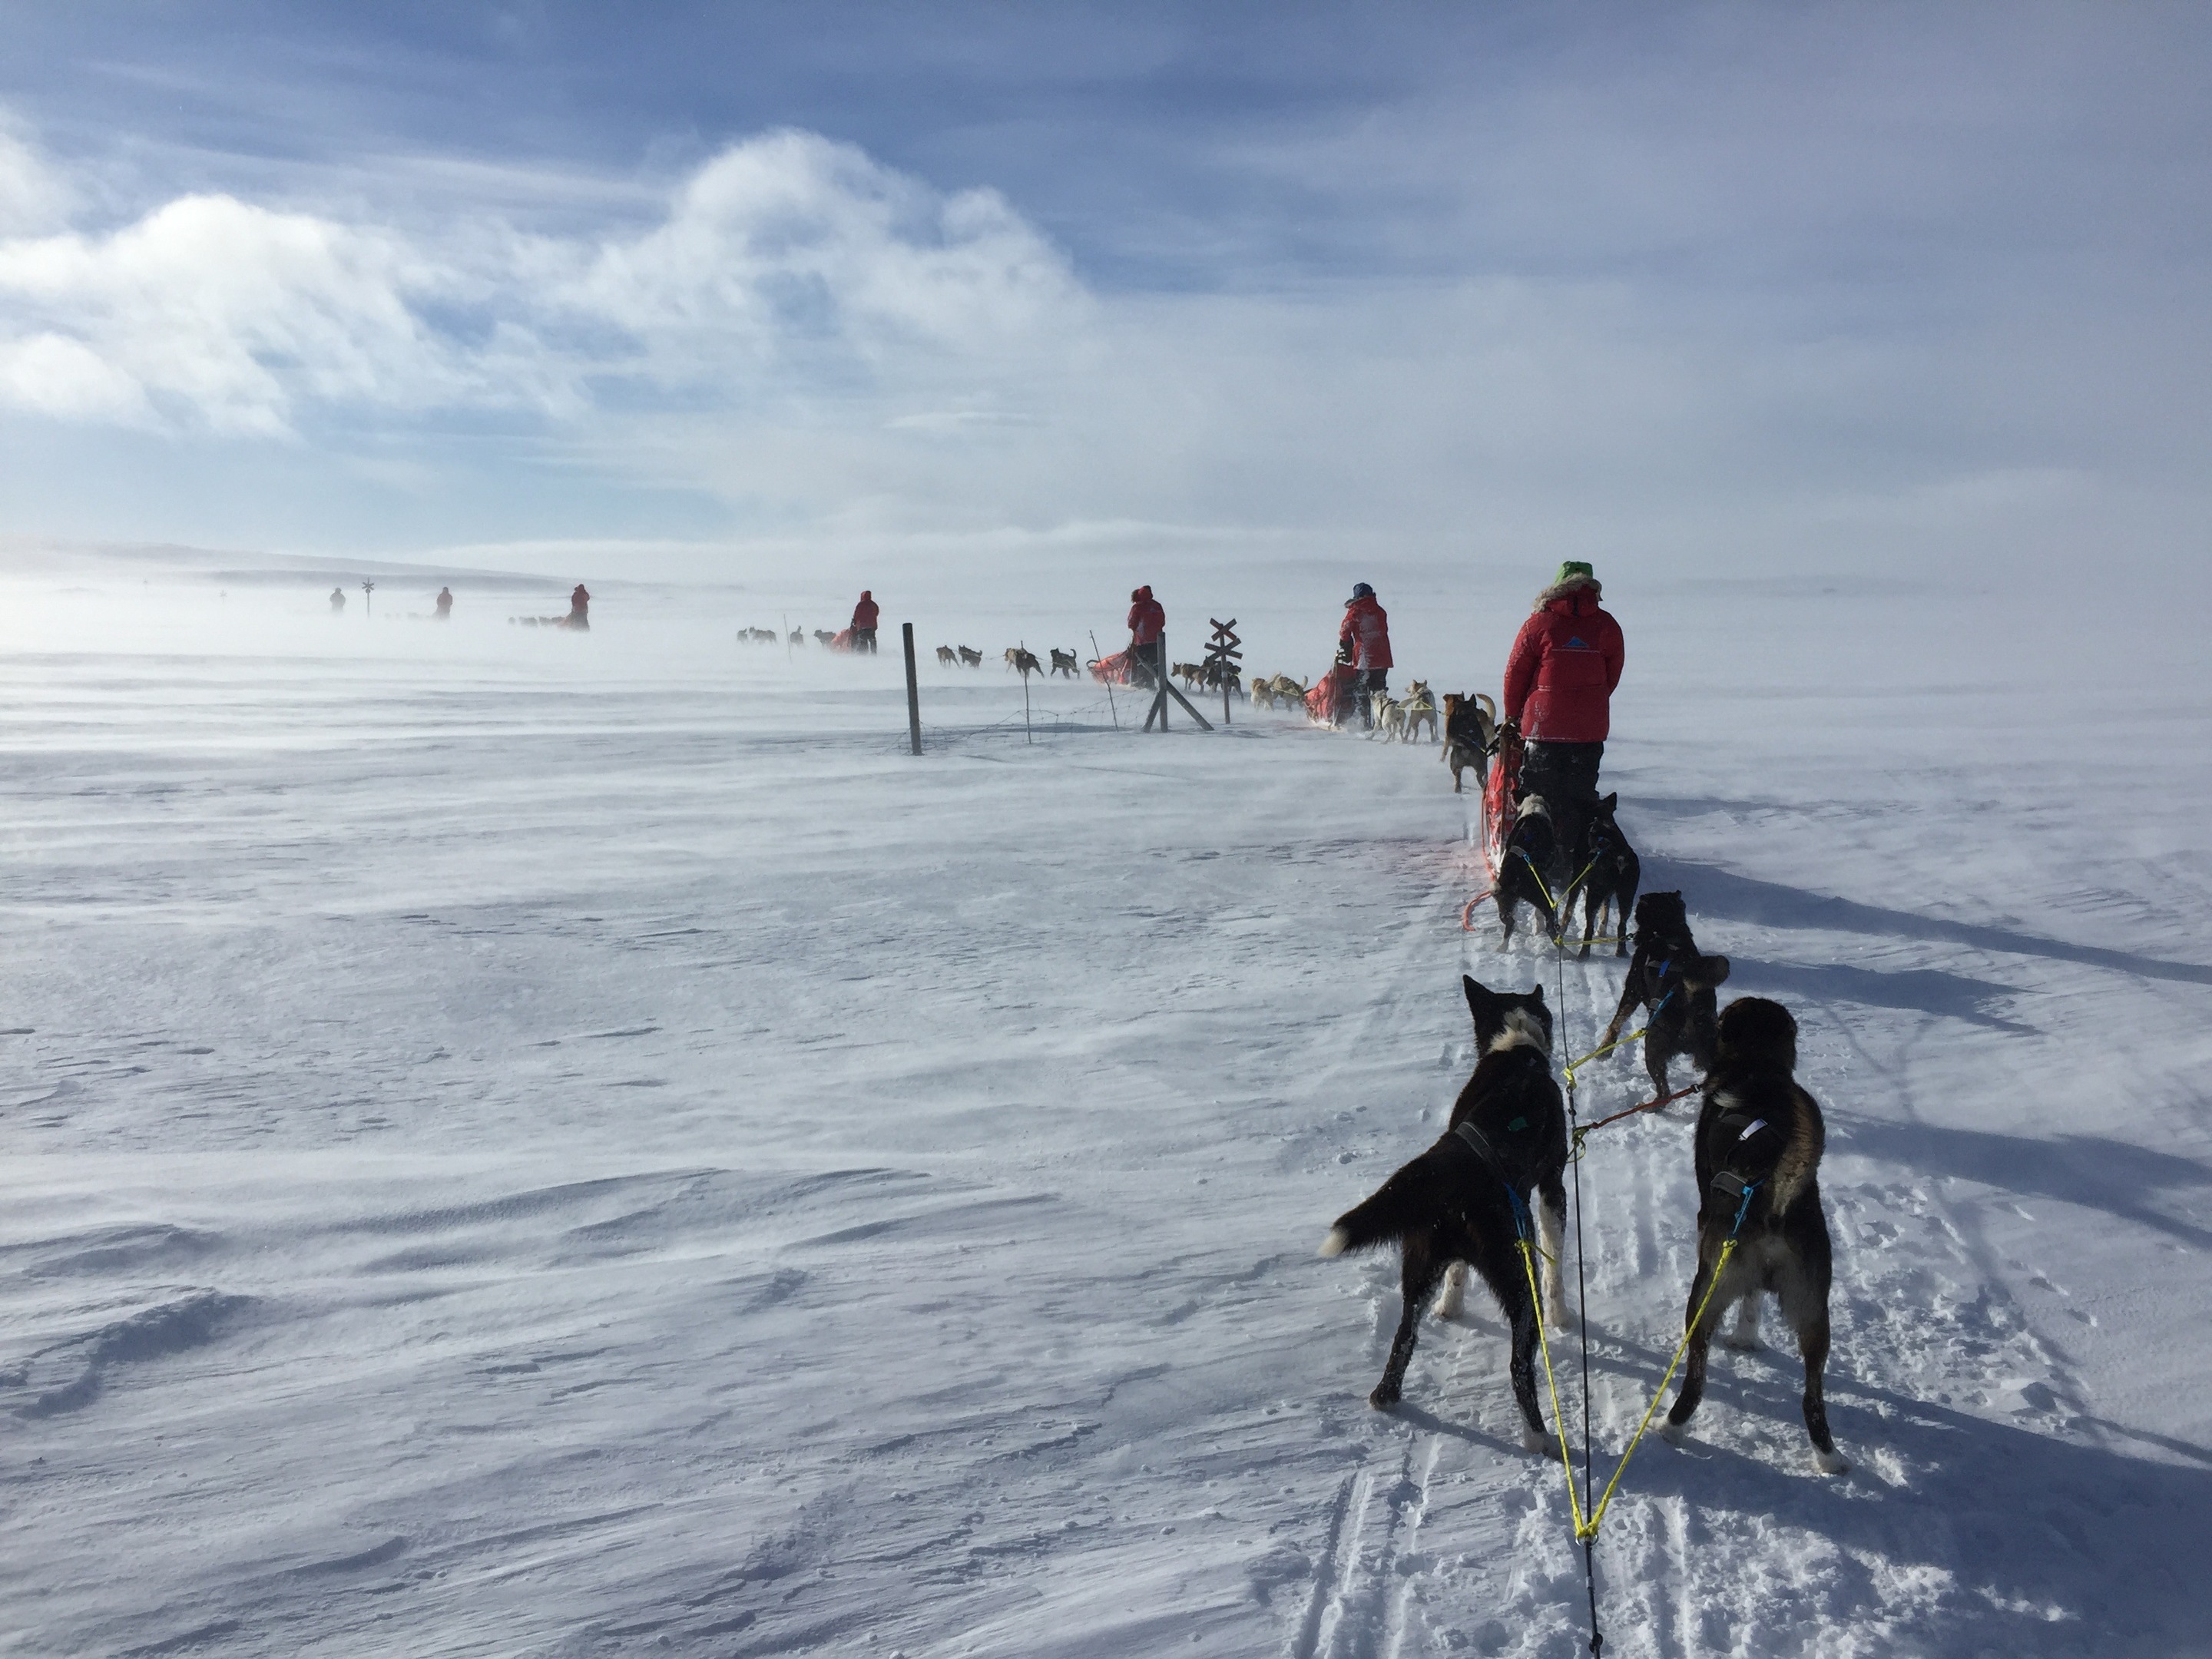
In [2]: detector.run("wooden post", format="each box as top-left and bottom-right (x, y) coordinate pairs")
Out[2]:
(1144, 628), (1215, 732)
(902, 623), (922, 755)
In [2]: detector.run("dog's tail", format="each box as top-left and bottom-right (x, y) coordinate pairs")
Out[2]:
(1318, 1165), (1432, 1257)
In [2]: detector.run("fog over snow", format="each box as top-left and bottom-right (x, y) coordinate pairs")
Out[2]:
(2, 7), (2210, 1658)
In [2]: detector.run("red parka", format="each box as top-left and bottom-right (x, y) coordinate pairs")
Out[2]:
(1127, 586), (1164, 646)
(1502, 578), (1624, 743)
(1339, 594), (1392, 670)
(852, 591), (879, 630)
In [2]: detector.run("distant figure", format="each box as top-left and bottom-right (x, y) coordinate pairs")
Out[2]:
(1127, 584), (1164, 687)
(329, 586), (346, 613)
(566, 584), (591, 631)
(851, 590), (880, 654)
(1336, 582), (1392, 729)
(435, 586), (453, 619)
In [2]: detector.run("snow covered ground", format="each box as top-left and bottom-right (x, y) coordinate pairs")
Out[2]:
(2, 555), (2208, 1658)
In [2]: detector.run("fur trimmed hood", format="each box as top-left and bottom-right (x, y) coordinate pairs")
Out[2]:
(1532, 575), (1602, 613)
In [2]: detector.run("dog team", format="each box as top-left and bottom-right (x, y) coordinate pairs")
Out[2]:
(1320, 561), (1848, 1476)
(1319, 955), (1846, 1475)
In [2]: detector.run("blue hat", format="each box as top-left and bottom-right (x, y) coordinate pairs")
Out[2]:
(1349, 581), (1374, 601)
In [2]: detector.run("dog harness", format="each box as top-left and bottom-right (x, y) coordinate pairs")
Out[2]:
(1452, 1112), (1538, 1237)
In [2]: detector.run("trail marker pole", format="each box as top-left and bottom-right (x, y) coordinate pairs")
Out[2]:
(362, 579), (374, 618)
(1090, 631), (1119, 729)
(902, 623), (922, 756)
(1021, 640), (1033, 744)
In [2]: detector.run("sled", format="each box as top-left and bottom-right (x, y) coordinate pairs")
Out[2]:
(1088, 648), (1137, 685)
(1460, 722), (1523, 929)
(830, 628), (855, 651)
(1482, 721), (1522, 883)
(1306, 663), (1354, 725)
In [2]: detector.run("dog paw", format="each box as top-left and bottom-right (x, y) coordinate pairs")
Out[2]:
(1722, 1333), (1762, 1352)
(1813, 1446), (1851, 1475)
(1368, 1386), (1402, 1412)
(1520, 1425), (1549, 1453)
(1546, 1309), (1572, 1334)
(1660, 1422), (1687, 1447)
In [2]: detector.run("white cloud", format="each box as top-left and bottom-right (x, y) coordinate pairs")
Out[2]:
(0, 192), (492, 434)
(0, 123), (1087, 436)
(0, 331), (151, 422)
(0, 122), (70, 235)
(565, 131), (1082, 379)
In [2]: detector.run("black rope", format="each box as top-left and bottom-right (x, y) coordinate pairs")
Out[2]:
(1558, 942), (1604, 1657)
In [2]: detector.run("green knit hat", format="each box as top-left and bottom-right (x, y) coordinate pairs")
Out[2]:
(1555, 561), (1595, 584)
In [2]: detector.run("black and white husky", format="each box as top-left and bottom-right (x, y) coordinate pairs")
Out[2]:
(1598, 890), (1730, 1096)
(1318, 978), (1570, 1447)
(1664, 996), (1849, 1473)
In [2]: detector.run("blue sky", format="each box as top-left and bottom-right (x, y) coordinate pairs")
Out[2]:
(2, 2), (2207, 581)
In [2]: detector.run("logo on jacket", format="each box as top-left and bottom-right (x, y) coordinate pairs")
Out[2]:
(1566, 635), (1589, 648)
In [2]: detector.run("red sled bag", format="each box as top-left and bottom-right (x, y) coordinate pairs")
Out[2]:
(1482, 723), (1524, 881)
(1306, 664), (1353, 724)
(1089, 648), (1137, 684)
(830, 628), (854, 651)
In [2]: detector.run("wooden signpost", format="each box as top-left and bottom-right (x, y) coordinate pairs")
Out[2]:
(1204, 618), (1241, 726)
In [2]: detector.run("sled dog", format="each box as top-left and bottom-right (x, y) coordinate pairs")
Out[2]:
(1049, 647), (1079, 677)
(1006, 647), (1044, 677)
(1399, 681), (1439, 744)
(1492, 795), (1561, 946)
(1598, 892), (1730, 1096)
(1573, 793), (1641, 960)
(1442, 693), (1497, 795)
(957, 646), (984, 668)
(1318, 977), (1570, 1447)
(1664, 997), (1848, 1473)
(935, 645), (959, 666)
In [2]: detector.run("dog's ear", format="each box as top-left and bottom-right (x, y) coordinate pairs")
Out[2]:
(1462, 974), (1493, 1012)
(1600, 792), (1618, 813)
(1528, 983), (1546, 1003)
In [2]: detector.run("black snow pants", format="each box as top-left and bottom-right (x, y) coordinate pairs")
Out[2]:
(1519, 740), (1604, 864)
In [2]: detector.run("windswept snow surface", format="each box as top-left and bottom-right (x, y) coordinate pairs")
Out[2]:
(2, 565), (2209, 1658)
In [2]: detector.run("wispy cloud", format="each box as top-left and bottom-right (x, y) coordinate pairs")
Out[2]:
(0, 123), (1086, 437)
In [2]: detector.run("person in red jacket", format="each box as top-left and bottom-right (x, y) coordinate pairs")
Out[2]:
(1336, 582), (1392, 728)
(565, 583), (591, 631)
(1126, 585), (1164, 687)
(850, 590), (879, 654)
(1502, 561), (1624, 857)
